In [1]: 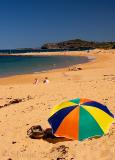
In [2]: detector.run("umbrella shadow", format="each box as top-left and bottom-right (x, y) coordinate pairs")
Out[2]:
(88, 135), (102, 140)
(43, 137), (72, 144)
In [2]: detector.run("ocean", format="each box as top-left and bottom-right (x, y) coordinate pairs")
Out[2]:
(0, 55), (90, 77)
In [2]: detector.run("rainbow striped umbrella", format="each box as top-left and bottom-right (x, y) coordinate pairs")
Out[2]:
(48, 98), (115, 141)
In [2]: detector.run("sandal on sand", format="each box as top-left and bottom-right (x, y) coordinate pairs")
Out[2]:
(27, 125), (56, 139)
(27, 125), (45, 139)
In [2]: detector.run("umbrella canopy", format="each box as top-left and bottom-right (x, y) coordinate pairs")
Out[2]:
(48, 98), (115, 141)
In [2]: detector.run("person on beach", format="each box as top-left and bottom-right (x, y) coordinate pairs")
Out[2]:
(33, 78), (39, 85)
(43, 77), (49, 84)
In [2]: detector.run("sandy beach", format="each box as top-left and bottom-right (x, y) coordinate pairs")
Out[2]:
(0, 49), (115, 160)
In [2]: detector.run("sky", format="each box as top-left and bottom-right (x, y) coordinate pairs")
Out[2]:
(0, 0), (115, 49)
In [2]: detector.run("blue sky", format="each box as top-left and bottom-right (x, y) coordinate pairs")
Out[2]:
(0, 0), (115, 49)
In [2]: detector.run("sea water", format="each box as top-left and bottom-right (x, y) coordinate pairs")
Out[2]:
(0, 55), (90, 77)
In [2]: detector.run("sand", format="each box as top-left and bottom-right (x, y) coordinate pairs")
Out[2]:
(0, 49), (115, 160)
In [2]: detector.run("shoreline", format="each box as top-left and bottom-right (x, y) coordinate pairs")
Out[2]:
(0, 49), (112, 85)
(0, 50), (97, 84)
(0, 50), (92, 56)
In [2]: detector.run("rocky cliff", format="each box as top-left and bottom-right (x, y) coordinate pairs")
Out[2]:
(41, 39), (115, 50)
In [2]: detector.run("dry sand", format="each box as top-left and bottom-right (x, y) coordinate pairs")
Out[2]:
(0, 49), (115, 160)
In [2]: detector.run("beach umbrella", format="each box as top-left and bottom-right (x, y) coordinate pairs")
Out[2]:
(48, 98), (115, 141)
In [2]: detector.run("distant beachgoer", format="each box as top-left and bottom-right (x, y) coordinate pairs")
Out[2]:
(43, 77), (49, 84)
(33, 78), (39, 85)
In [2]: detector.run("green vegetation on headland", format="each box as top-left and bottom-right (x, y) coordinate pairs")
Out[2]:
(0, 39), (115, 54)
(41, 39), (115, 50)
